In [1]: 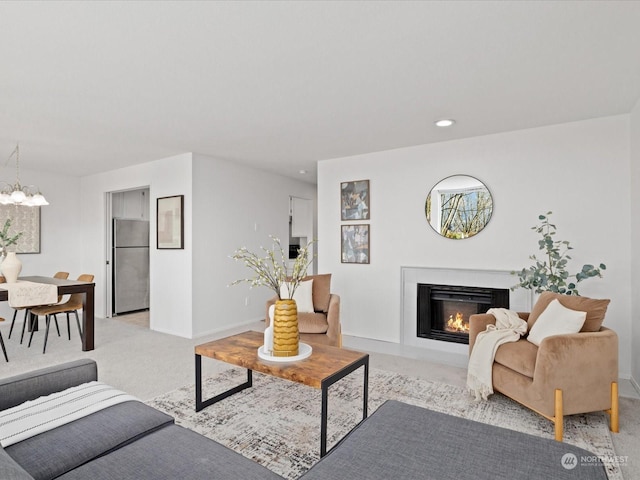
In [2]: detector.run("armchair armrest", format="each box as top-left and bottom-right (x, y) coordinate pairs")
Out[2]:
(533, 328), (618, 395)
(469, 314), (496, 354)
(469, 312), (530, 354)
(325, 294), (341, 346)
(0, 359), (97, 411)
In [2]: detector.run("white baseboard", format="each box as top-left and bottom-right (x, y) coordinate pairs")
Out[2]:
(343, 334), (468, 369)
(193, 318), (263, 340)
(631, 376), (640, 397)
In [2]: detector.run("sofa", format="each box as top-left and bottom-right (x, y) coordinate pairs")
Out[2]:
(469, 291), (619, 442)
(0, 359), (282, 480)
(1, 359), (607, 479)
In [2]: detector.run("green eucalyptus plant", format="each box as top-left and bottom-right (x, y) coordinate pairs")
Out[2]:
(512, 212), (605, 296)
(0, 218), (23, 252)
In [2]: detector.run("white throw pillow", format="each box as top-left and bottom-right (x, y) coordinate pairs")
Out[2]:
(527, 298), (587, 346)
(280, 279), (314, 313)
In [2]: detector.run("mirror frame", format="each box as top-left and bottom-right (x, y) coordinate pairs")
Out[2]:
(425, 175), (493, 239)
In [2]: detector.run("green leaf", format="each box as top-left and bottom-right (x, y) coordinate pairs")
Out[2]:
(512, 212), (605, 296)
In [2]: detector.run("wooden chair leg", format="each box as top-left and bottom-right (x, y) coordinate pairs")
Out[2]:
(609, 382), (620, 433)
(554, 389), (563, 442)
(0, 331), (8, 362)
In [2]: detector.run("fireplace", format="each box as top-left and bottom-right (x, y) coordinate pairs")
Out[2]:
(417, 283), (509, 344)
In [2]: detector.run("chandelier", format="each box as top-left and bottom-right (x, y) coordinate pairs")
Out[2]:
(0, 143), (49, 206)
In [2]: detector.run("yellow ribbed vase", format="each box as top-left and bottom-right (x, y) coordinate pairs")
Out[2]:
(272, 299), (299, 357)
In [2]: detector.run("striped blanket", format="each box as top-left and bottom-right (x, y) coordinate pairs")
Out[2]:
(0, 381), (138, 447)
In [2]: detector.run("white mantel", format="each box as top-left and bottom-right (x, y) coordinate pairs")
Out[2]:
(400, 266), (533, 355)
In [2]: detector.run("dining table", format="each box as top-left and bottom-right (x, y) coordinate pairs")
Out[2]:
(0, 276), (96, 351)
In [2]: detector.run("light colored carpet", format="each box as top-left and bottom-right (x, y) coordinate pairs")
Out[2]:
(149, 367), (622, 480)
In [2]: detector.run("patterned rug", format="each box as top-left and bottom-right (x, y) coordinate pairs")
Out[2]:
(148, 368), (622, 480)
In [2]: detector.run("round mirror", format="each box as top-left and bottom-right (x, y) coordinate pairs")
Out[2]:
(425, 175), (493, 239)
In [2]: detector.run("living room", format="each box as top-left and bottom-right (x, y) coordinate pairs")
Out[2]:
(1, 1), (640, 479)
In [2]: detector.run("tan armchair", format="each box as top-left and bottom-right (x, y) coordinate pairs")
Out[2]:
(469, 292), (619, 441)
(266, 273), (342, 347)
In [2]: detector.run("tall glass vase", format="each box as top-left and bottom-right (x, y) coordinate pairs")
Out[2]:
(272, 299), (299, 357)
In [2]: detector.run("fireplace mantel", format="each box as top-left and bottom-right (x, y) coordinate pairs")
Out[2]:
(400, 266), (532, 354)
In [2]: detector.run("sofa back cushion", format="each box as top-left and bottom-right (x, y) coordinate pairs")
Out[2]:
(527, 291), (610, 333)
(0, 359), (97, 411)
(5, 402), (173, 480)
(303, 274), (332, 312)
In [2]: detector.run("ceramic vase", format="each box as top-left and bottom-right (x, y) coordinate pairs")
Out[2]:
(1, 252), (22, 283)
(272, 299), (299, 357)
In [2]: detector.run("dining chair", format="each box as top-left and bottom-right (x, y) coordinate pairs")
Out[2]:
(12, 272), (70, 344)
(28, 274), (94, 354)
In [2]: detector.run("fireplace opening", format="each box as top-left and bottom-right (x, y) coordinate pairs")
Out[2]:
(417, 283), (509, 344)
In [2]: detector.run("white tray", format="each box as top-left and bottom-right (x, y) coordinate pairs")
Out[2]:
(257, 342), (312, 363)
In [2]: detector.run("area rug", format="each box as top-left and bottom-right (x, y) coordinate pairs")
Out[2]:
(148, 368), (622, 480)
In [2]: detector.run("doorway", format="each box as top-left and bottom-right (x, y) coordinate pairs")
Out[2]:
(105, 187), (151, 326)
(290, 196), (314, 275)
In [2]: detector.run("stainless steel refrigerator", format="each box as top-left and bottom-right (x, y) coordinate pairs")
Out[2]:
(113, 218), (150, 314)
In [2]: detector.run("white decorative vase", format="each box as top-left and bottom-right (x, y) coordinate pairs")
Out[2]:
(1, 252), (22, 283)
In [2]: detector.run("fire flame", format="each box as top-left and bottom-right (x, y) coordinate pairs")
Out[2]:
(447, 312), (470, 333)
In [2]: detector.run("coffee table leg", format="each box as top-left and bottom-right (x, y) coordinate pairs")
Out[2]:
(320, 355), (370, 458)
(363, 359), (369, 420)
(321, 384), (329, 457)
(195, 354), (253, 412)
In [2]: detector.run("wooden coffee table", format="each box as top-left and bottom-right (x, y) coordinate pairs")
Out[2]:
(195, 330), (369, 457)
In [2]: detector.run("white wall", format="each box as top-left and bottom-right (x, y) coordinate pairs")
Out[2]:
(0, 169), (83, 320)
(631, 99), (640, 388)
(80, 153), (193, 337)
(318, 115), (634, 377)
(191, 154), (316, 337)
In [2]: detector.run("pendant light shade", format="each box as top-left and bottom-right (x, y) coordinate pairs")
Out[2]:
(0, 143), (49, 207)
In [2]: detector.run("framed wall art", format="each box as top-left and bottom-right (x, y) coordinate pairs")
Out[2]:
(0, 204), (40, 253)
(341, 224), (369, 264)
(157, 195), (184, 249)
(341, 180), (369, 220)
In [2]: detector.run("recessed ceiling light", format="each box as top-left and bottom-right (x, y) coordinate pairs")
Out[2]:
(299, 169), (307, 175)
(435, 119), (455, 128)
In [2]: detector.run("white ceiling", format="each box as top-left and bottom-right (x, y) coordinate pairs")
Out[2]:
(1, 1), (640, 184)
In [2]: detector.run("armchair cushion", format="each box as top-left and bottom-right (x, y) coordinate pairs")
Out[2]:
(298, 312), (329, 334)
(527, 299), (586, 346)
(303, 274), (332, 312)
(527, 291), (610, 333)
(494, 340), (538, 378)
